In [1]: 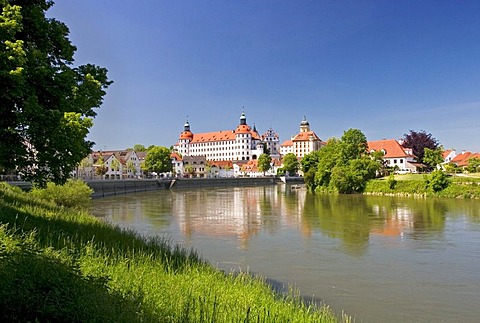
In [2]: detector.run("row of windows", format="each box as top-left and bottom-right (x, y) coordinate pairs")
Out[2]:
(388, 159), (404, 164)
(191, 145), (250, 152)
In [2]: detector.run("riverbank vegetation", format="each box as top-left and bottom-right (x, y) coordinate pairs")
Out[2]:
(365, 173), (480, 199)
(0, 182), (345, 322)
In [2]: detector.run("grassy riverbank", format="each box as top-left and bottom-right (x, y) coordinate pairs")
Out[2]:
(0, 183), (344, 322)
(365, 173), (480, 199)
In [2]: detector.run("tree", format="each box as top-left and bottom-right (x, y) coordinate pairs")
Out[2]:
(126, 160), (136, 178)
(424, 170), (450, 192)
(301, 150), (320, 174)
(466, 157), (480, 173)
(257, 153), (272, 175)
(282, 153), (299, 176)
(0, 1), (112, 186)
(110, 158), (120, 179)
(133, 144), (147, 152)
(402, 130), (440, 163)
(423, 148), (444, 170)
(338, 128), (368, 163)
(142, 146), (172, 175)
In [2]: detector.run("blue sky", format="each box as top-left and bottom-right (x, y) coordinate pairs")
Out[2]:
(48, 0), (480, 152)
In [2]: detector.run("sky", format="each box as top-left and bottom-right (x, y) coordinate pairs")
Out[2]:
(47, 0), (480, 152)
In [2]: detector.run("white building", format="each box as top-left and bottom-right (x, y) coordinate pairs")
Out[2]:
(280, 116), (324, 158)
(176, 112), (280, 162)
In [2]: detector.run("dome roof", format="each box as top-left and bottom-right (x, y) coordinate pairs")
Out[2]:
(235, 124), (251, 134)
(180, 130), (194, 140)
(300, 116), (309, 126)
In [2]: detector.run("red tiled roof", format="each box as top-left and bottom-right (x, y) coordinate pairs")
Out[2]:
(187, 127), (261, 143)
(281, 140), (293, 147)
(240, 159), (258, 172)
(170, 152), (182, 161)
(442, 150), (453, 159)
(292, 131), (322, 142)
(180, 130), (194, 140)
(452, 152), (480, 166)
(368, 139), (410, 158)
(208, 160), (233, 169)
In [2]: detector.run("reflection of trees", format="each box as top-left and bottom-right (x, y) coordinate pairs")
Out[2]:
(364, 196), (448, 241)
(300, 194), (459, 256)
(302, 194), (371, 256)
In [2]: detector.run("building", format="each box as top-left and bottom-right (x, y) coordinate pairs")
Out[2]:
(175, 112), (280, 162)
(280, 116), (324, 158)
(368, 139), (423, 173)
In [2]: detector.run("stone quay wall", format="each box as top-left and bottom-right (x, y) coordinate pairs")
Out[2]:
(87, 179), (171, 198)
(170, 177), (283, 189)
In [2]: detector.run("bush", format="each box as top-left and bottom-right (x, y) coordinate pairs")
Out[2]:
(424, 170), (450, 192)
(30, 179), (93, 209)
(387, 173), (397, 189)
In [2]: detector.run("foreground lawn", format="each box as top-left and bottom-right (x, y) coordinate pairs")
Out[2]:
(0, 183), (344, 322)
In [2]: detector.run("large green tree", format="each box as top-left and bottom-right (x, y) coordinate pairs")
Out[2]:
(282, 153), (299, 176)
(142, 146), (172, 175)
(306, 129), (381, 193)
(0, 0), (112, 186)
(257, 153), (272, 175)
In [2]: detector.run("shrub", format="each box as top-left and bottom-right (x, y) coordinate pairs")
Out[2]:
(387, 173), (397, 189)
(30, 179), (93, 209)
(424, 170), (450, 192)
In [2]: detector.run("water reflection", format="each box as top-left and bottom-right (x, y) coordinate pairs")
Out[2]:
(92, 186), (480, 322)
(93, 186), (478, 256)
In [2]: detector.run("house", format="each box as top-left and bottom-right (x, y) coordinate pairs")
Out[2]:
(442, 150), (457, 163)
(183, 155), (207, 178)
(451, 151), (480, 169)
(280, 140), (293, 156)
(280, 116), (325, 159)
(171, 152), (183, 178)
(86, 150), (142, 179)
(368, 139), (425, 173)
(207, 160), (234, 178)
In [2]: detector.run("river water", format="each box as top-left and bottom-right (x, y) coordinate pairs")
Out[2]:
(91, 185), (480, 322)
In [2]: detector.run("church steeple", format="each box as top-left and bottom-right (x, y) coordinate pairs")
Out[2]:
(300, 115), (310, 133)
(239, 111), (247, 125)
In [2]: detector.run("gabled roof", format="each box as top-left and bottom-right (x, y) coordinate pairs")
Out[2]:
(207, 160), (233, 169)
(368, 139), (410, 158)
(292, 131), (322, 142)
(452, 151), (480, 166)
(240, 160), (258, 172)
(170, 152), (182, 161)
(442, 150), (453, 159)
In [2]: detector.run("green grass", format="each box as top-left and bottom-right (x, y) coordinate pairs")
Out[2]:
(365, 173), (480, 199)
(0, 183), (345, 322)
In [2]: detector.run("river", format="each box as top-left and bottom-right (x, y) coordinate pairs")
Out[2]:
(91, 185), (480, 322)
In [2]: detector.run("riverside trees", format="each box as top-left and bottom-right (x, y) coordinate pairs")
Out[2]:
(0, 0), (112, 186)
(302, 129), (381, 193)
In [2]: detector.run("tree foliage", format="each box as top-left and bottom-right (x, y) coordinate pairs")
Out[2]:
(423, 148), (444, 169)
(424, 170), (450, 192)
(304, 129), (381, 193)
(402, 130), (440, 163)
(257, 153), (272, 175)
(0, 0), (112, 186)
(282, 153), (299, 176)
(142, 146), (172, 174)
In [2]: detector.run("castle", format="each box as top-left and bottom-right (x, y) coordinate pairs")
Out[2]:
(175, 112), (280, 162)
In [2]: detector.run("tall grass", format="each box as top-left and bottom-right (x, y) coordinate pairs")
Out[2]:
(365, 175), (480, 199)
(0, 182), (345, 322)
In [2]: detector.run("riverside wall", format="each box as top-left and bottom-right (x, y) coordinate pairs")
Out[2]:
(6, 176), (304, 198)
(169, 177), (283, 189)
(87, 179), (171, 198)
